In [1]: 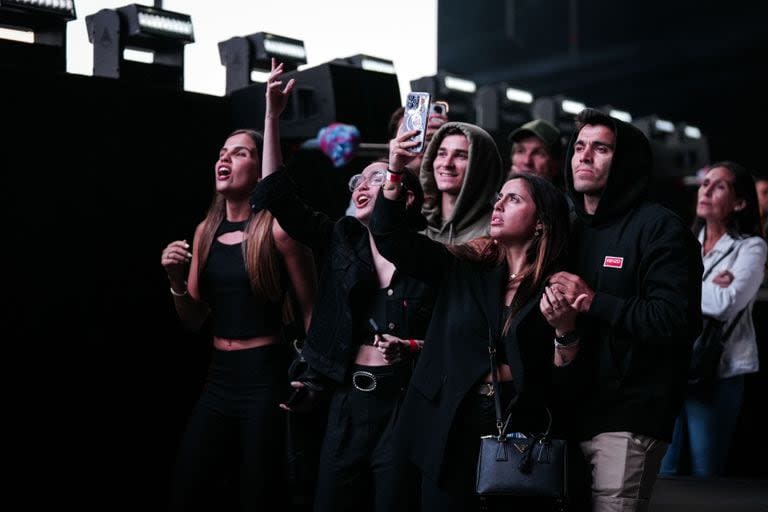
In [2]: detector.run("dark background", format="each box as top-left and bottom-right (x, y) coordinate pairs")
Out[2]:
(437, 0), (767, 177)
(4, 1), (766, 508)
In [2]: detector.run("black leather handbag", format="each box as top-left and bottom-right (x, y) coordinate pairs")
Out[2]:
(475, 334), (568, 499)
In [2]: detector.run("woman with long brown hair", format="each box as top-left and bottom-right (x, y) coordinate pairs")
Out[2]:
(369, 128), (575, 511)
(160, 61), (317, 510)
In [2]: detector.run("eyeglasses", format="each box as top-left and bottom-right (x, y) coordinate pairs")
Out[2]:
(348, 169), (386, 192)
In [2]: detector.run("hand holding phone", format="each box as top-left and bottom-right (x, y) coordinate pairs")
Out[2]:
(403, 92), (431, 153)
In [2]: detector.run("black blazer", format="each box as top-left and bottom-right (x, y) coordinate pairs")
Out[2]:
(370, 192), (555, 482)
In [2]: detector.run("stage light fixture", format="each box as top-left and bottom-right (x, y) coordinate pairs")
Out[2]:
(532, 95), (588, 139)
(219, 31), (307, 94)
(634, 115), (709, 177)
(411, 71), (477, 122)
(0, 0), (77, 74)
(0, 0), (75, 18)
(598, 105), (633, 123)
(341, 54), (396, 75)
(654, 118), (675, 134)
(505, 87), (533, 104)
(677, 122), (709, 174)
(85, 3), (194, 90)
(475, 82), (534, 137)
(683, 125), (701, 140)
(560, 99), (586, 115)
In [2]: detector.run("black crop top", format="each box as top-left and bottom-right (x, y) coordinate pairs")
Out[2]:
(497, 304), (513, 365)
(200, 219), (283, 339)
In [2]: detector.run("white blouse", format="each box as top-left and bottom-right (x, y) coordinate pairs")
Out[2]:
(699, 230), (767, 378)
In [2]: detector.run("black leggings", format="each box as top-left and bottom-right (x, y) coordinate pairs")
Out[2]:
(170, 343), (289, 512)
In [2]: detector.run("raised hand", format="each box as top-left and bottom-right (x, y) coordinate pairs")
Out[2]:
(388, 129), (420, 173)
(265, 58), (296, 119)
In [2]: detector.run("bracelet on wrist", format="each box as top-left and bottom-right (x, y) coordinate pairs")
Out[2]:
(386, 169), (404, 184)
(170, 283), (188, 297)
(554, 331), (579, 347)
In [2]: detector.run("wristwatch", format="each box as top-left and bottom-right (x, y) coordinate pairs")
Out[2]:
(554, 331), (579, 347)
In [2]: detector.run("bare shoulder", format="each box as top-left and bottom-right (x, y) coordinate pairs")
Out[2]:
(271, 217), (294, 248)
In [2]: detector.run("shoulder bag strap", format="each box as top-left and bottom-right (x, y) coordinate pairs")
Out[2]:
(487, 327), (520, 438)
(721, 308), (747, 343)
(702, 245), (735, 281)
(488, 328), (505, 437)
(702, 243), (747, 343)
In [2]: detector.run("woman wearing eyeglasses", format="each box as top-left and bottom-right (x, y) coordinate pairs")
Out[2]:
(249, 61), (436, 512)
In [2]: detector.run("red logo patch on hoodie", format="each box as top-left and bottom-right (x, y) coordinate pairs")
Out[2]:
(603, 256), (624, 269)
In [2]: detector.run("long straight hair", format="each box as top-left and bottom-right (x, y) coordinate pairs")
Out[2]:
(194, 129), (286, 316)
(450, 173), (570, 333)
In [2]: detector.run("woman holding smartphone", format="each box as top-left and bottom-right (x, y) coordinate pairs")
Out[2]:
(368, 128), (575, 511)
(249, 59), (437, 512)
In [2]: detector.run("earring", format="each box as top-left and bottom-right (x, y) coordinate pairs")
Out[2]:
(534, 227), (543, 238)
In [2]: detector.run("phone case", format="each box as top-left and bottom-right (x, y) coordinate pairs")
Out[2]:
(403, 91), (431, 153)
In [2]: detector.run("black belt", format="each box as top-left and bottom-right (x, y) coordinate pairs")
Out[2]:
(349, 364), (408, 393)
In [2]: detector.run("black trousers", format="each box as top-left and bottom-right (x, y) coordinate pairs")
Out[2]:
(313, 363), (417, 512)
(169, 344), (289, 512)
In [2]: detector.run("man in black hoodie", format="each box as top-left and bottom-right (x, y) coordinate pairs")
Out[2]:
(548, 109), (702, 512)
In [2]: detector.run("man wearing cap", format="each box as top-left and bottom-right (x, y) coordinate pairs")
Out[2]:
(508, 119), (564, 187)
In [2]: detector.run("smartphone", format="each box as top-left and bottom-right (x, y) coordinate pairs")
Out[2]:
(430, 101), (450, 117)
(403, 91), (431, 153)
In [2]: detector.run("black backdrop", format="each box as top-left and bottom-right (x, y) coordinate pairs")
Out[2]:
(4, 63), (766, 509)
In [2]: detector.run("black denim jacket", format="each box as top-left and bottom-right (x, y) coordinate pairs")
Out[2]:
(250, 168), (436, 383)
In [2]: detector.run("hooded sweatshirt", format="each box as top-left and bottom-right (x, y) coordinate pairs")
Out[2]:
(562, 112), (703, 442)
(419, 122), (504, 244)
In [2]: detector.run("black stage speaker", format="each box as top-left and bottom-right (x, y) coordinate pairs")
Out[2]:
(229, 61), (401, 143)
